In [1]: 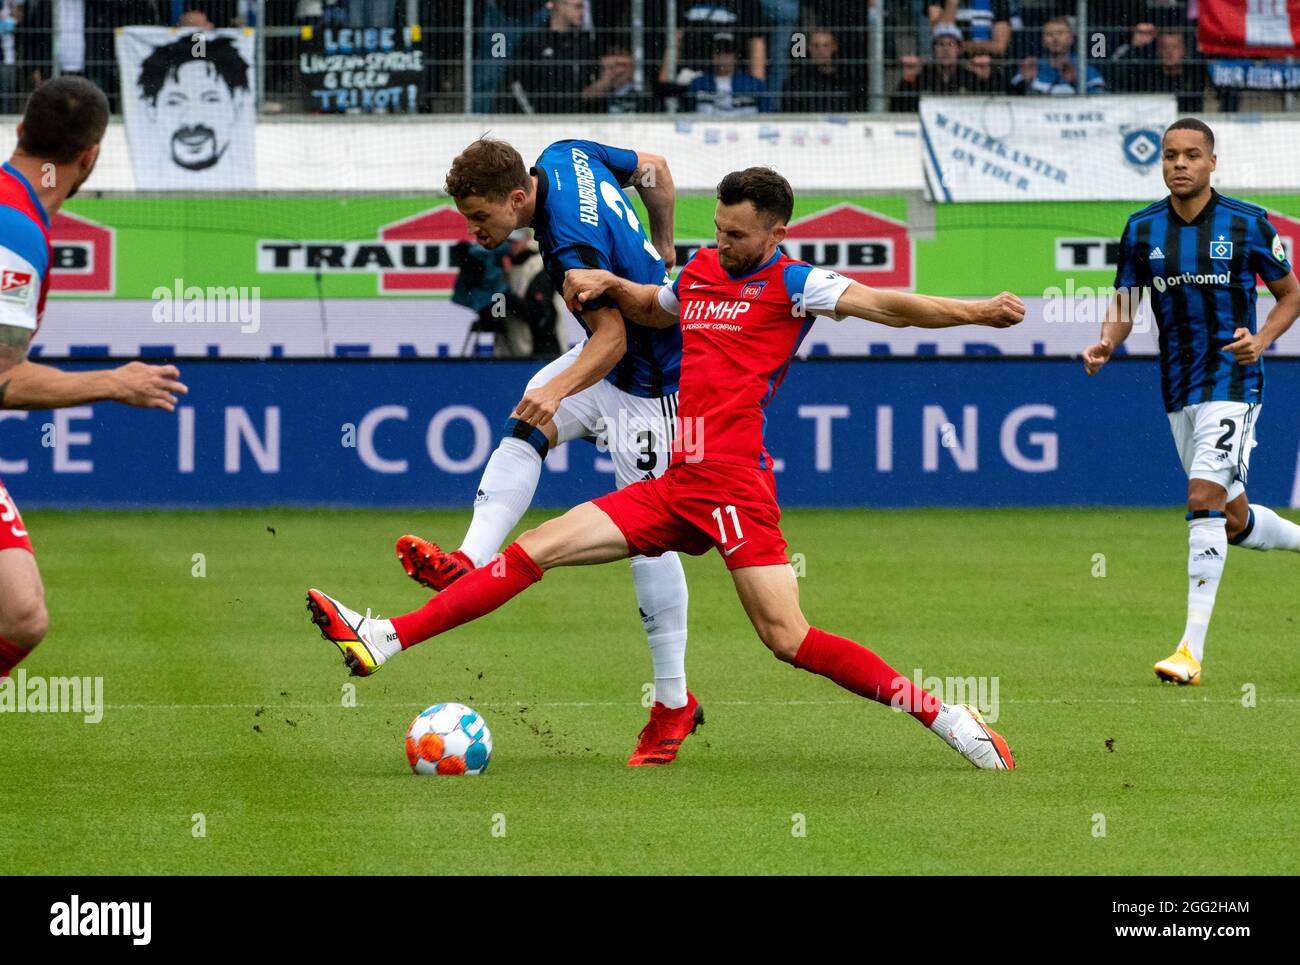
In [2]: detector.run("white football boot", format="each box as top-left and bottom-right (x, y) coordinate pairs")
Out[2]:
(306, 588), (400, 677)
(931, 703), (1016, 769)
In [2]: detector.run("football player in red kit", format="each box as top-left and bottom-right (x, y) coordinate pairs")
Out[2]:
(0, 77), (187, 679)
(307, 167), (1024, 769)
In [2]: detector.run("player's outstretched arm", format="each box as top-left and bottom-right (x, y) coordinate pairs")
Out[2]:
(630, 152), (677, 270)
(512, 303), (627, 427)
(832, 281), (1024, 330)
(0, 324), (30, 407)
(1083, 289), (1138, 376)
(563, 269), (675, 328)
(0, 359), (188, 411)
(1224, 270), (1300, 366)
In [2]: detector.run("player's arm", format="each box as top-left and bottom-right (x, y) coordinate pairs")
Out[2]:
(1085, 219), (1142, 375)
(629, 152), (676, 270)
(562, 269), (677, 328)
(1225, 270), (1300, 365)
(0, 358), (188, 411)
(0, 323), (31, 407)
(512, 301), (626, 427)
(1082, 289), (1139, 375)
(831, 281), (1024, 329)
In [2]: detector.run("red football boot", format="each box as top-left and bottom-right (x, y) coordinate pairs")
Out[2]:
(396, 534), (473, 591)
(627, 691), (704, 766)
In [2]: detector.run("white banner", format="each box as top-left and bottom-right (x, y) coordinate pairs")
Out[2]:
(114, 27), (257, 190)
(919, 96), (1178, 202)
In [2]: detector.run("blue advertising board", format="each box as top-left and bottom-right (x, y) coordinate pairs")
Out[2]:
(2, 359), (1297, 510)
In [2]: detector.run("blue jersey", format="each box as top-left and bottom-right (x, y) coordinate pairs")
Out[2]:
(528, 139), (680, 398)
(1114, 189), (1293, 412)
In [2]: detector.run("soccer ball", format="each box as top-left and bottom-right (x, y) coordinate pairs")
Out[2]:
(404, 702), (492, 775)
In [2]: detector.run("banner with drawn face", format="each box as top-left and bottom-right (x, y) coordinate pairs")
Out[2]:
(115, 27), (257, 190)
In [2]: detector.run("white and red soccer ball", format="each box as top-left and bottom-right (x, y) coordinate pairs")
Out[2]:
(405, 702), (492, 775)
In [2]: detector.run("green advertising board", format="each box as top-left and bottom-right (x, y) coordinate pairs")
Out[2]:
(55, 193), (1300, 301)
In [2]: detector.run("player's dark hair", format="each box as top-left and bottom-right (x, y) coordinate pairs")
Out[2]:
(137, 36), (250, 107)
(716, 167), (795, 226)
(1164, 117), (1215, 152)
(17, 76), (109, 164)
(446, 137), (531, 201)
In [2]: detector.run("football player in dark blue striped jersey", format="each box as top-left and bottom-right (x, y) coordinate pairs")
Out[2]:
(1084, 118), (1300, 685)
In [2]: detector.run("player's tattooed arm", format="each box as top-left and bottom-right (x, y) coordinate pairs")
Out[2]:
(1083, 289), (1139, 375)
(834, 282), (1025, 331)
(562, 270), (673, 328)
(0, 323), (33, 409)
(630, 152), (677, 270)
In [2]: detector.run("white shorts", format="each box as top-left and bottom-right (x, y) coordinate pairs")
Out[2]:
(526, 341), (677, 489)
(1167, 401), (1261, 502)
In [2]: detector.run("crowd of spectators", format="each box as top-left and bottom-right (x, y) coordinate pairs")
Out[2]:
(0, 1), (1287, 115)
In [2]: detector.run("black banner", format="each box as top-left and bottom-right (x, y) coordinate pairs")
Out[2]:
(298, 25), (424, 114)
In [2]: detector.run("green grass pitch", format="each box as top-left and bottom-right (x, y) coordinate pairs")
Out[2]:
(3, 507), (1298, 875)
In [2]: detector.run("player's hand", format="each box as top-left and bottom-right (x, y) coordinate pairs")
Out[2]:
(111, 362), (188, 411)
(512, 384), (563, 428)
(975, 291), (1024, 328)
(562, 269), (614, 312)
(654, 238), (676, 272)
(1223, 327), (1268, 365)
(1082, 339), (1113, 375)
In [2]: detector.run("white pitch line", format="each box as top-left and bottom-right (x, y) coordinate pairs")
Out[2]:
(98, 696), (1300, 711)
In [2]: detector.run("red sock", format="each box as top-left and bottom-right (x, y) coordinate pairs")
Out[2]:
(793, 627), (940, 727)
(0, 635), (29, 678)
(391, 541), (543, 648)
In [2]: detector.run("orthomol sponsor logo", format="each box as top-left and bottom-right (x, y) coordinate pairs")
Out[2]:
(1152, 271), (1231, 291)
(677, 203), (913, 289)
(49, 210), (115, 295)
(256, 206), (467, 294)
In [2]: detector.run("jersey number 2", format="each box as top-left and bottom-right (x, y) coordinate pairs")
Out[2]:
(1215, 419), (1236, 453)
(600, 182), (662, 263)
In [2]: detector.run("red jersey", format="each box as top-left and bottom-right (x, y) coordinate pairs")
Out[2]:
(658, 247), (851, 469)
(0, 161), (52, 337)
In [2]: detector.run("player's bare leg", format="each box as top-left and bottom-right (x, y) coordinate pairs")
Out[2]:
(399, 420), (561, 591)
(730, 563), (1014, 769)
(0, 548), (49, 677)
(310, 502), (628, 675)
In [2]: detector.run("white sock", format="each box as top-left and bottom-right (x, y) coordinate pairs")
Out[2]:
(371, 617), (402, 660)
(630, 553), (689, 709)
(460, 437), (543, 568)
(1237, 504), (1300, 552)
(1183, 516), (1227, 663)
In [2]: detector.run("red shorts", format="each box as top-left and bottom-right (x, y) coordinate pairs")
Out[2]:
(594, 460), (788, 570)
(0, 479), (34, 554)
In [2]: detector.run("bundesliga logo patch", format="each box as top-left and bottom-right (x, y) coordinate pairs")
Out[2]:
(0, 268), (33, 304)
(1274, 233), (1287, 263)
(741, 281), (767, 300)
(1210, 237), (1233, 260)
